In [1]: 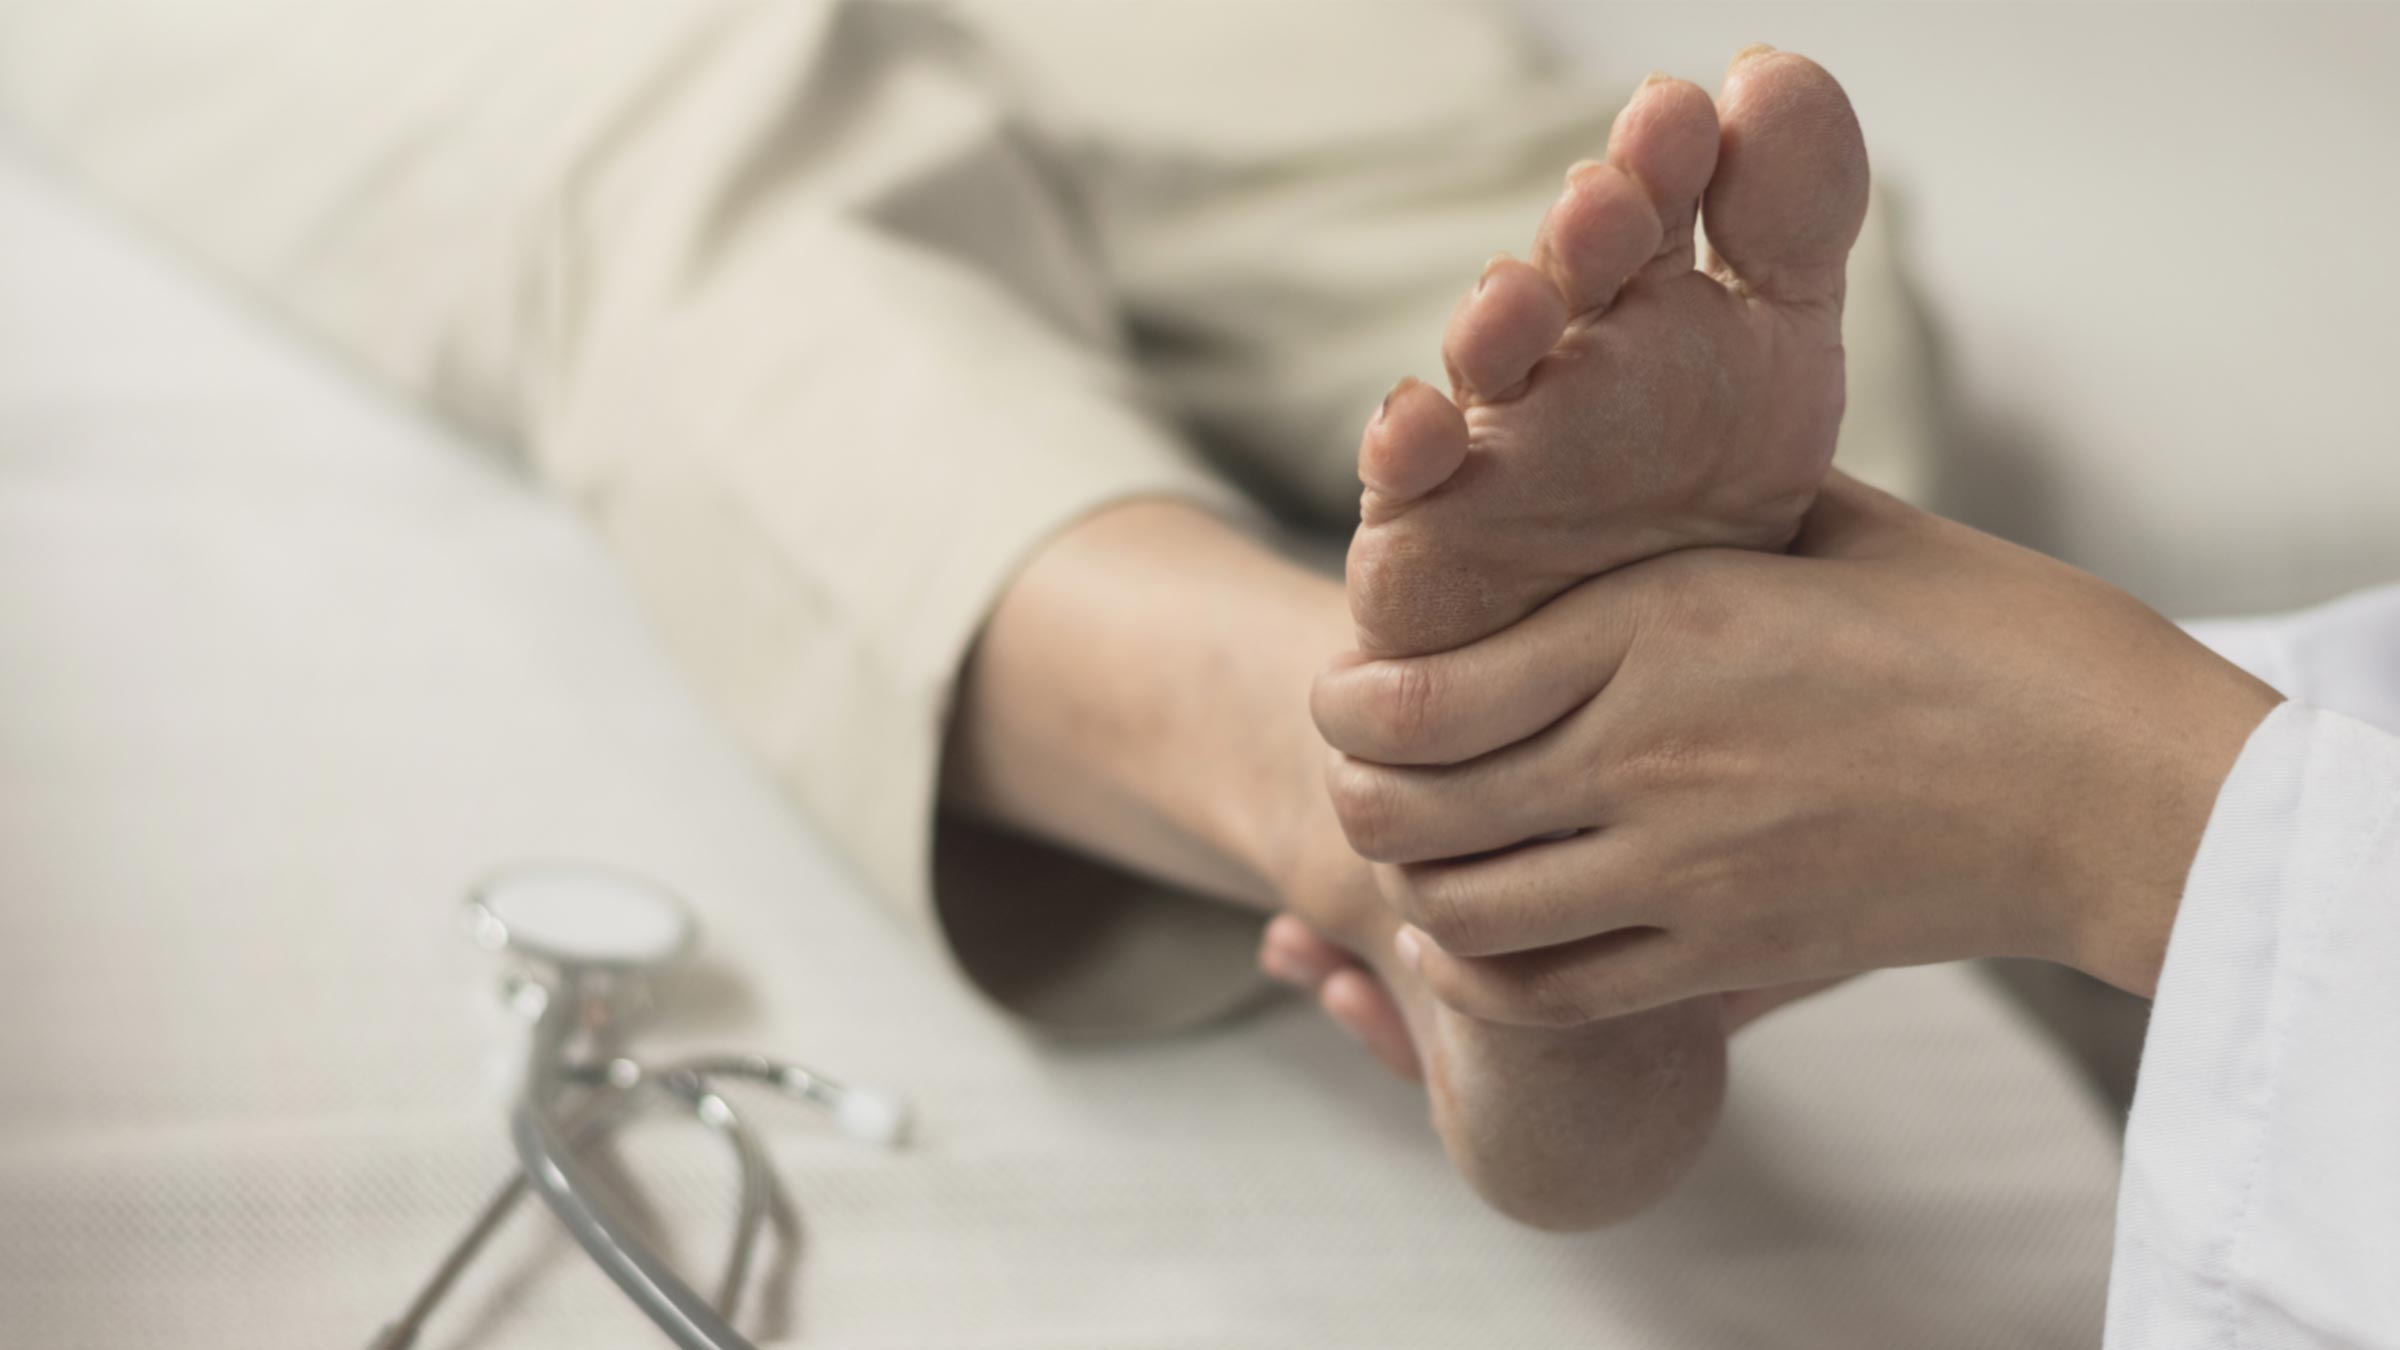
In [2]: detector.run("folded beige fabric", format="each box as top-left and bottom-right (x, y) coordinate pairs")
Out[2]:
(0, 0), (1930, 1030)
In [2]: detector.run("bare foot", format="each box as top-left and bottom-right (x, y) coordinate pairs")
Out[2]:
(1349, 49), (1870, 658)
(1307, 50), (1874, 1228)
(1275, 763), (1728, 1227)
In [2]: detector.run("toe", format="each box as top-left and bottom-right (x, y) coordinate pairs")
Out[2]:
(1359, 377), (1470, 520)
(1442, 255), (1569, 405)
(1320, 970), (1423, 1081)
(1605, 74), (1721, 272)
(1532, 160), (1663, 316)
(1704, 47), (1870, 304)
(1262, 914), (1355, 989)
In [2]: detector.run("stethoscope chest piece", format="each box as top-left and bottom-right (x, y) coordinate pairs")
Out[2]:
(463, 861), (697, 1034)
(380, 861), (908, 1350)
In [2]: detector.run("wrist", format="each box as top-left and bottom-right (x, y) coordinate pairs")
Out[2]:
(2040, 648), (2283, 996)
(1220, 583), (1357, 900)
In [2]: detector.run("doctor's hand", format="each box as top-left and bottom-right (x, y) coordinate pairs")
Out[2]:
(1311, 474), (2282, 1025)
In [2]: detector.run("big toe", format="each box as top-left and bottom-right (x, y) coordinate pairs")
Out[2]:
(1704, 47), (1869, 304)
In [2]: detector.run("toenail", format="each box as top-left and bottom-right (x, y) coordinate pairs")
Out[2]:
(1564, 157), (1605, 188)
(1475, 253), (1509, 294)
(1731, 42), (1777, 68)
(1641, 69), (1673, 88)
(1376, 376), (1414, 424)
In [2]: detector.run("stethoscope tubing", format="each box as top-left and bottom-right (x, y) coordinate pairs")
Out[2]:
(509, 967), (760, 1350)
(378, 866), (899, 1350)
(371, 1059), (790, 1350)
(510, 1096), (758, 1350)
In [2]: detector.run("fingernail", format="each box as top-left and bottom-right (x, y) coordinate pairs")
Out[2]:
(1394, 927), (1426, 972)
(1641, 69), (1673, 88)
(1731, 42), (1776, 69)
(1475, 252), (1509, 295)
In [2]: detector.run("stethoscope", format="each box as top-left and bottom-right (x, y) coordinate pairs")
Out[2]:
(371, 862), (912, 1350)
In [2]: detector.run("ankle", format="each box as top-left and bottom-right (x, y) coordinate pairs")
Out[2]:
(1214, 582), (1357, 904)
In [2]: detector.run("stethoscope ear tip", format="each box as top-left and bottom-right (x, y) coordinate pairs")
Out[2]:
(833, 1087), (913, 1149)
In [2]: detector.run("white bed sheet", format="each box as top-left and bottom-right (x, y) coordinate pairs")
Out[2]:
(0, 136), (2121, 1348)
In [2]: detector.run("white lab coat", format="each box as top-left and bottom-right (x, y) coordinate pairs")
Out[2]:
(2111, 583), (2400, 1347)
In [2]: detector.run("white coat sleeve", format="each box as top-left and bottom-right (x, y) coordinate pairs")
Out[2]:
(2109, 581), (2400, 1348)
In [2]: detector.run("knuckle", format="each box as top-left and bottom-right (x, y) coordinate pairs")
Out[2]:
(1395, 869), (1483, 953)
(1326, 759), (1407, 861)
(1369, 660), (1444, 759)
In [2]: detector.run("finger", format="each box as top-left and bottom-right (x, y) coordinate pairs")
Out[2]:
(1257, 924), (1304, 987)
(1313, 574), (1647, 767)
(1318, 969), (1422, 1081)
(1325, 744), (1600, 865)
(1382, 828), (1654, 957)
(1256, 920), (1423, 1079)
(1400, 924), (1716, 1027)
(1259, 914), (1358, 990)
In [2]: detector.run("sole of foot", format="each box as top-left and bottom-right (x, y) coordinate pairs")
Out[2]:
(1348, 48), (1870, 659)
(1339, 49), (1871, 1230)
